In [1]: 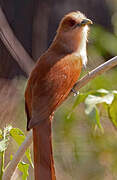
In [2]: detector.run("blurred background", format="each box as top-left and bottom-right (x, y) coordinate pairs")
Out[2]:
(0, 0), (117, 179)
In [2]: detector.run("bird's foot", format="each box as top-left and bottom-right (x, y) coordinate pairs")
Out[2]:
(71, 88), (79, 96)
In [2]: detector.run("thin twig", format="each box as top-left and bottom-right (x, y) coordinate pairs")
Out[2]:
(0, 7), (34, 75)
(2, 131), (33, 180)
(3, 56), (117, 180)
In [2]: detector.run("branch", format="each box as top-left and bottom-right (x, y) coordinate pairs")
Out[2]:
(72, 56), (117, 92)
(0, 7), (34, 75)
(3, 56), (117, 179)
(2, 130), (33, 180)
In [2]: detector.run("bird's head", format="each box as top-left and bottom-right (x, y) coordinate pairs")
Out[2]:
(56, 11), (92, 53)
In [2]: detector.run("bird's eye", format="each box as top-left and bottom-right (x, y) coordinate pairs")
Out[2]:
(67, 19), (76, 27)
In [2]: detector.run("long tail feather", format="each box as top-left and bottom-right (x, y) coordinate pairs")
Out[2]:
(33, 117), (56, 180)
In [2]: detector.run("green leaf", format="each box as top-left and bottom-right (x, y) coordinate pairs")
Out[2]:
(25, 149), (33, 168)
(94, 107), (102, 130)
(85, 93), (114, 114)
(10, 128), (25, 145)
(71, 89), (110, 112)
(85, 93), (114, 132)
(18, 162), (29, 180)
(87, 93), (114, 106)
(112, 90), (117, 94)
(10, 128), (33, 167)
(108, 96), (117, 128)
(87, 106), (104, 132)
(96, 89), (109, 94)
(72, 93), (90, 110)
(68, 92), (91, 119)
(0, 130), (2, 140)
(10, 154), (13, 161)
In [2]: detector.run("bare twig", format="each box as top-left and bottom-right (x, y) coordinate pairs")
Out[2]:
(0, 7), (34, 75)
(3, 56), (117, 180)
(2, 130), (33, 180)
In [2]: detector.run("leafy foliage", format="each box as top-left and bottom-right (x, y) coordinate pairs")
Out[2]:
(10, 128), (33, 167)
(70, 89), (117, 131)
(108, 93), (117, 128)
(54, 88), (117, 179)
(18, 162), (29, 180)
(0, 127), (33, 180)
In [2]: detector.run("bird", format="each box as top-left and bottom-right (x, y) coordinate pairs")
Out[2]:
(25, 11), (92, 180)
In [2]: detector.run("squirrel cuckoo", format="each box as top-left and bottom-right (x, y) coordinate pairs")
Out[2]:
(25, 11), (92, 180)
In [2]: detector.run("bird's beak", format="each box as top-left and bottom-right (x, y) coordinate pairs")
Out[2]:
(80, 19), (93, 26)
(73, 18), (93, 29)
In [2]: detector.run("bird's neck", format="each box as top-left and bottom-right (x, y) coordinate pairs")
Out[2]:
(49, 36), (73, 56)
(50, 30), (87, 65)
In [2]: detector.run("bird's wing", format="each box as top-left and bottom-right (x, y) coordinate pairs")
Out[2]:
(27, 56), (82, 130)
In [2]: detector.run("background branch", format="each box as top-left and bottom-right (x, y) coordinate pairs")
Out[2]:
(0, 7), (34, 75)
(3, 56), (117, 180)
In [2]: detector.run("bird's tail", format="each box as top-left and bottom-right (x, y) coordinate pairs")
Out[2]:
(33, 116), (56, 180)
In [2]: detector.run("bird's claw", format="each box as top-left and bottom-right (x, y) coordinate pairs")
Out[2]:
(71, 88), (79, 96)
